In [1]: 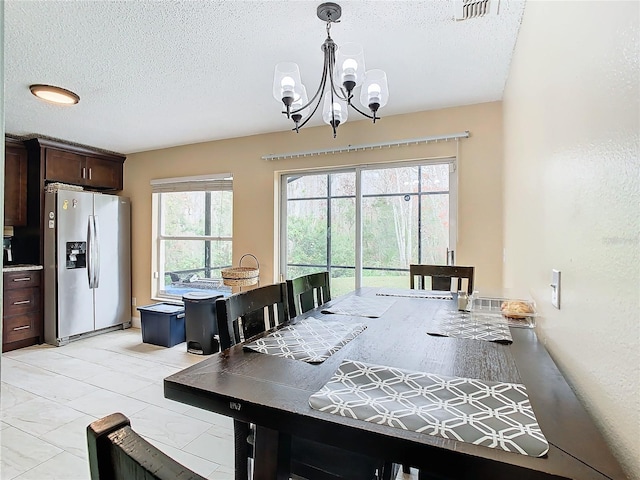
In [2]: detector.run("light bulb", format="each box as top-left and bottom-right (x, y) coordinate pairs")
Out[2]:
(342, 59), (358, 75)
(331, 103), (343, 121)
(367, 83), (381, 104)
(367, 83), (381, 97)
(280, 76), (295, 89)
(280, 76), (295, 100)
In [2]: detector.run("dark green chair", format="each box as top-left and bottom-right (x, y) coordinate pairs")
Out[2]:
(87, 412), (205, 480)
(216, 282), (389, 480)
(409, 264), (475, 295)
(286, 271), (331, 319)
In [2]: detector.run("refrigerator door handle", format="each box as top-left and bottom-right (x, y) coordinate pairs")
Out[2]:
(93, 215), (101, 288)
(87, 216), (94, 288)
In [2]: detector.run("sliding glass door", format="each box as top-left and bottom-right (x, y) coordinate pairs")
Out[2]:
(281, 159), (456, 296)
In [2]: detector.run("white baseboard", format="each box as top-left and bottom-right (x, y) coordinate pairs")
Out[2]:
(131, 316), (141, 329)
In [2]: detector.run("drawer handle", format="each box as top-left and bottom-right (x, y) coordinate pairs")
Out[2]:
(12, 300), (31, 305)
(13, 325), (30, 331)
(12, 277), (32, 282)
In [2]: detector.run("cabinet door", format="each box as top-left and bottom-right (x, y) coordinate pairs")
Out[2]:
(4, 144), (28, 226)
(45, 149), (85, 185)
(85, 157), (122, 190)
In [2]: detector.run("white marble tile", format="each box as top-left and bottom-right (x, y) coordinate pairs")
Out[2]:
(11, 349), (114, 381)
(208, 464), (235, 480)
(37, 414), (97, 460)
(1, 359), (99, 403)
(2, 343), (58, 359)
(84, 369), (154, 395)
(129, 405), (212, 449)
(127, 382), (192, 414)
(146, 437), (220, 478)
(0, 427), (62, 479)
(13, 451), (90, 480)
(65, 389), (149, 419)
(1, 382), (39, 413)
(137, 362), (184, 383)
(2, 397), (86, 437)
(184, 406), (234, 430)
(183, 431), (235, 468)
(0, 328), (243, 480)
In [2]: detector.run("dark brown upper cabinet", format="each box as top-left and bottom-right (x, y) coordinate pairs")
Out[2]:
(41, 144), (124, 190)
(4, 138), (28, 226)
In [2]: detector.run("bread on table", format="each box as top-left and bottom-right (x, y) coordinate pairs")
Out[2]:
(500, 300), (534, 319)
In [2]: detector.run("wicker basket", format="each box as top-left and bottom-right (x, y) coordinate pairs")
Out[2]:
(222, 254), (259, 287)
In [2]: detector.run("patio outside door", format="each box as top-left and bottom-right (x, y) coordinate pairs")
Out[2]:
(281, 159), (457, 296)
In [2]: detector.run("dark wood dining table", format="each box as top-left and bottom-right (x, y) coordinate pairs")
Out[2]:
(164, 288), (626, 480)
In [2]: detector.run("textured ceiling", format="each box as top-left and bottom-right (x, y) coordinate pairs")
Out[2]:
(4, 0), (525, 154)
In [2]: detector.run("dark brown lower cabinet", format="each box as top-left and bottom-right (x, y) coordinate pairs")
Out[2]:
(3, 270), (42, 351)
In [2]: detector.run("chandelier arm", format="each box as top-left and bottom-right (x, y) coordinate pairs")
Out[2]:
(348, 102), (376, 120)
(293, 79), (327, 130)
(327, 47), (348, 101)
(289, 39), (332, 115)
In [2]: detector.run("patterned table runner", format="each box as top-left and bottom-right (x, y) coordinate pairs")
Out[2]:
(321, 296), (394, 318)
(243, 317), (366, 364)
(376, 288), (453, 300)
(428, 310), (513, 344)
(309, 359), (549, 457)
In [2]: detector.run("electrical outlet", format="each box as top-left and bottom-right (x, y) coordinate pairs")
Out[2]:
(551, 270), (561, 309)
(131, 297), (137, 306)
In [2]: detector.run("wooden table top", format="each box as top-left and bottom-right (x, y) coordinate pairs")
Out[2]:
(164, 288), (626, 480)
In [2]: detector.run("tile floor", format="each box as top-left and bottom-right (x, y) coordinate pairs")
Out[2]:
(1, 328), (417, 480)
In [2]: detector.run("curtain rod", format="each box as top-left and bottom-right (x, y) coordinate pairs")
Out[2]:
(261, 131), (470, 161)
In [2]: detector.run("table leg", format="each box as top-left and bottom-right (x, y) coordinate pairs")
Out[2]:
(253, 425), (291, 480)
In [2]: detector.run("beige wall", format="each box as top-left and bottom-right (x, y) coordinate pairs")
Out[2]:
(123, 101), (504, 313)
(503, 1), (639, 477)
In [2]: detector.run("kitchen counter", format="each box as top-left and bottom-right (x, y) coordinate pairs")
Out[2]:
(3, 264), (43, 272)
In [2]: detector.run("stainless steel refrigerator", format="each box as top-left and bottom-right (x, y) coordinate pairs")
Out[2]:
(44, 190), (131, 346)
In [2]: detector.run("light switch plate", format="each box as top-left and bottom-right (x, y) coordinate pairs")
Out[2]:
(551, 269), (561, 309)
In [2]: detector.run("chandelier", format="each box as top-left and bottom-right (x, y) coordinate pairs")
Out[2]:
(272, 2), (389, 138)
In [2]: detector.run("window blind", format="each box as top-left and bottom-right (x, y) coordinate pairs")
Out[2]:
(150, 173), (232, 193)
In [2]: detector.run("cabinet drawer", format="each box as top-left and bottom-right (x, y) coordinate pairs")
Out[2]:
(3, 312), (38, 343)
(3, 287), (40, 315)
(3, 271), (41, 290)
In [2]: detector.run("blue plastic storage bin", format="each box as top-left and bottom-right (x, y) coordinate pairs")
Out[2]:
(137, 303), (185, 347)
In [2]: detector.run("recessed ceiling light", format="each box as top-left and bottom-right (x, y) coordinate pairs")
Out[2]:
(29, 84), (80, 105)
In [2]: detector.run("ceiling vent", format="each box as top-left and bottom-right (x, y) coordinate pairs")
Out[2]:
(454, 0), (500, 20)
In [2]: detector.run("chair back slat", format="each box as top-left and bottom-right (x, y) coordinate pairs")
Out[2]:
(286, 272), (331, 319)
(216, 283), (289, 350)
(409, 265), (475, 295)
(87, 413), (206, 480)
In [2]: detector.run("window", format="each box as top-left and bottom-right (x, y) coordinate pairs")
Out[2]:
(152, 175), (233, 300)
(280, 160), (456, 296)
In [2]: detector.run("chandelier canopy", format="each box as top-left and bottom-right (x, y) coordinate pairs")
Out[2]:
(272, 2), (389, 138)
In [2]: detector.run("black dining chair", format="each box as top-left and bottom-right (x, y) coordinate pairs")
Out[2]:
(87, 412), (206, 480)
(409, 264), (475, 295)
(216, 282), (391, 480)
(286, 271), (331, 319)
(406, 264), (474, 475)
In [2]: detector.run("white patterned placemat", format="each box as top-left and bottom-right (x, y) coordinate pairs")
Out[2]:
(321, 296), (394, 318)
(243, 317), (366, 364)
(376, 288), (453, 300)
(309, 359), (549, 457)
(428, 310), (513, 344)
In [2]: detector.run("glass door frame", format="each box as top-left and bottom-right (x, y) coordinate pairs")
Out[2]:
(278, 157), (458, 288)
